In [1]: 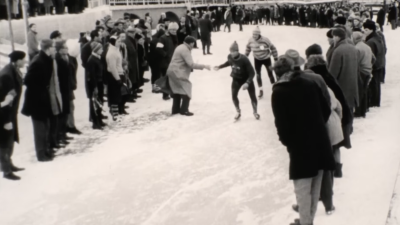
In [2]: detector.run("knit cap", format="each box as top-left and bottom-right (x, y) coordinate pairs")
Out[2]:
(168, 22), (179, 30)
(91, 42), (103, 53)
(332, 27), (346, 40)
(305, 44), (323, 58)
(253, 26), (261, 35)
(363, 19), (376, 31)
(55, 40), (66, 52)
(230, 41), (239, 52)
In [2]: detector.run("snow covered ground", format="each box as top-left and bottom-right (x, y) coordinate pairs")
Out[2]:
(0, 24), (399, 225)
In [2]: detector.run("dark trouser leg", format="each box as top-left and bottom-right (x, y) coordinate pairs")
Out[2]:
(239, 20), (243, 31)
(150, 66), (161, 85)
(59, 114), (67, 140)
(201, 40), (206, 54)
(180, 95), (190, 113)
(231, 79), (242, 112)
(379, 24), (384, 32)
(381, 67), (386, 83)
(369, 69), (382, 107)
(49, 115), (59, 146)
(247, 81), (258, 113)
(390, 20), (396, 30)
(0, 130), (14, 173)
(89, 95), (100, 126)
(32, 117), (50, 160)
(161, 68), (169, 99)
(228, 24), (231, 32)
(254, 58), (263, 88)
(320, 170), (334, 211)
(66, 100), (75, 129)
(263, 58), (275, 84)
(172, 94), (182, 114)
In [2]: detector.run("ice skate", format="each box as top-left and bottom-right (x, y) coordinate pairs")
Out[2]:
(258, 90), (264, 99)
(234, 112), (241, 121)
(254, 113), (260, 120)
(326, 206), (336, 215)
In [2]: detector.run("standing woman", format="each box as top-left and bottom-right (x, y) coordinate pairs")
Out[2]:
(27, 24), (39, 61)
(167, 36), (210, 116)
(106, 36), (123, 121)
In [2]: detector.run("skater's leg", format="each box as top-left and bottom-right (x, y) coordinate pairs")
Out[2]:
(254, 58), (263, 88)
(247, 81), (258, 114)
(264, 58), (275, 84)
(231, 79), (241, 112)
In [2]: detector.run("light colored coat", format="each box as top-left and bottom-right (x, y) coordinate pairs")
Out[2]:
(328, 39), (359, 109)
(167, 43), (205, 98)
(353, 33), (375, 75)
(326, 88), (344, 146)
(106, 45), (123, 80)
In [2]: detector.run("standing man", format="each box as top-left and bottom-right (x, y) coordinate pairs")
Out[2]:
(216, 7), (223, 31)
(199, 14), (213, 55)
(224, 7), (233, 32)
(156, 22), (180, 100)
(237, 5), (245, 31)
(21, 40), (56, 162)
(245, 26), (279, 98)
(376, 4), (386, 32)
(271, 56), (335, 225)
(0, 51), (26, 180)
(27, 24), (39, 61)
(328, 27), (359, 112)
(363, 20), (385, 108)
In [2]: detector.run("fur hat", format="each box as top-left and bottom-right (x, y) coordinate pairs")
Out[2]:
(326, 29), (333, 38)
(253, 26), (261, 35)
(50, 30), (62, 40)
(335, 16), (347, 25)
(230, 41), (239, 52)
(55, 40), (66, 52)
(284, 49), (305, 67)
(363, 19), (376, 31)
(273, 55), (295, 77)
(306, 55), (326, 69)
(332, 28), (346, 39)
(168, 22), (179, 30)
(91, 42), (103, 53)
(8, 51), (26, 62)
(305, 44), (323, 58)
(184, 36), (196, 45)
(352, 31), (364, 44)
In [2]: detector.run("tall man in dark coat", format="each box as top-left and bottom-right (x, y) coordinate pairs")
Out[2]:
(363, 20), (385, 108)
(0, 51), (26, 180)
(125, 27), (141, 98)
(216, 7), (223, 31)
(156, 22), (179, 100)
(376, 5), (386, 32)
(272, 56), (335, 225)
(21, 40), (56, 162)
(199, 14), (213, 55)
(149, 25), (166, 93)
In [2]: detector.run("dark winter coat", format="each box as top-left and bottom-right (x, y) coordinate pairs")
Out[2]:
(0, 64), (23, 143)
(81, 41), (93, 68)
(21, 51), (53, 119)
(327, 39), (359, 109)
(149, 29), (166, 68)
(272, 71), (335, 180)
(156, 33), (179, 71)
(199, 18), (213, 43)
(307, 63), (352, 149)
(85, 54), (103, 98)
(218, 54), (255, 84)
(216, 10), (223, 23)
(224, 10), (233, 25)
(55, 53), (71, 115)
(377, 8), (386, 25)
(309, 9), (318, 23)
(365, 32), (385, 71)
(388, 6), (398, 21)
(125, 35), (140, 84)
(68, 56), (78, 100)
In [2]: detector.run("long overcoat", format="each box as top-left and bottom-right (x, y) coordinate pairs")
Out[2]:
(0, 64), (23, 143)
(166, 43), (205, 99)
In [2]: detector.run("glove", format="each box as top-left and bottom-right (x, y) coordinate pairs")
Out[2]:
(0, 93), (15, 108)
(274, 58), (278, 61)
(242, 83), (249, 90)
(4, 122), (13, 131)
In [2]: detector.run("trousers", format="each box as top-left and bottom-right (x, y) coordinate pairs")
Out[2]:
(0, 129), (15, 173)
(32, 117), (50, 160)
(293, 170), (323, 225)
(66, 100), (75, 128)
(231, 79), (257, 113)
(254, 57), (275, 87)
(172, 94), (190, 114)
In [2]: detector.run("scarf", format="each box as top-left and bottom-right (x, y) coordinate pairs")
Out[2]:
(49, 59), (62, 115)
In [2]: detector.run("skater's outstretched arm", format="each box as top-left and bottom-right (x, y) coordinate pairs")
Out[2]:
(215, 60), (230, 70)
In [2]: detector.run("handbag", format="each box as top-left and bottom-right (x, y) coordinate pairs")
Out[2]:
(155, 75), (172, 95)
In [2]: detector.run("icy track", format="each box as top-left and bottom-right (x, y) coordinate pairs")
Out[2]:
(0, 24), (400, 225)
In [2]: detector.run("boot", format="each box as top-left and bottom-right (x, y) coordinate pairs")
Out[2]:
(259, 90), (264, 98)
(180, 112), (194, 116)
(11, 165), (25, 172)
(3, 172), (21, 180)
(254, 113), (260, 120)
(234, 111), (241, 121)
(334, 163), (343, 178)
(292, 204), (299, 213)
(326, 206), (336, 215)
(92, 124), (103, 130)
